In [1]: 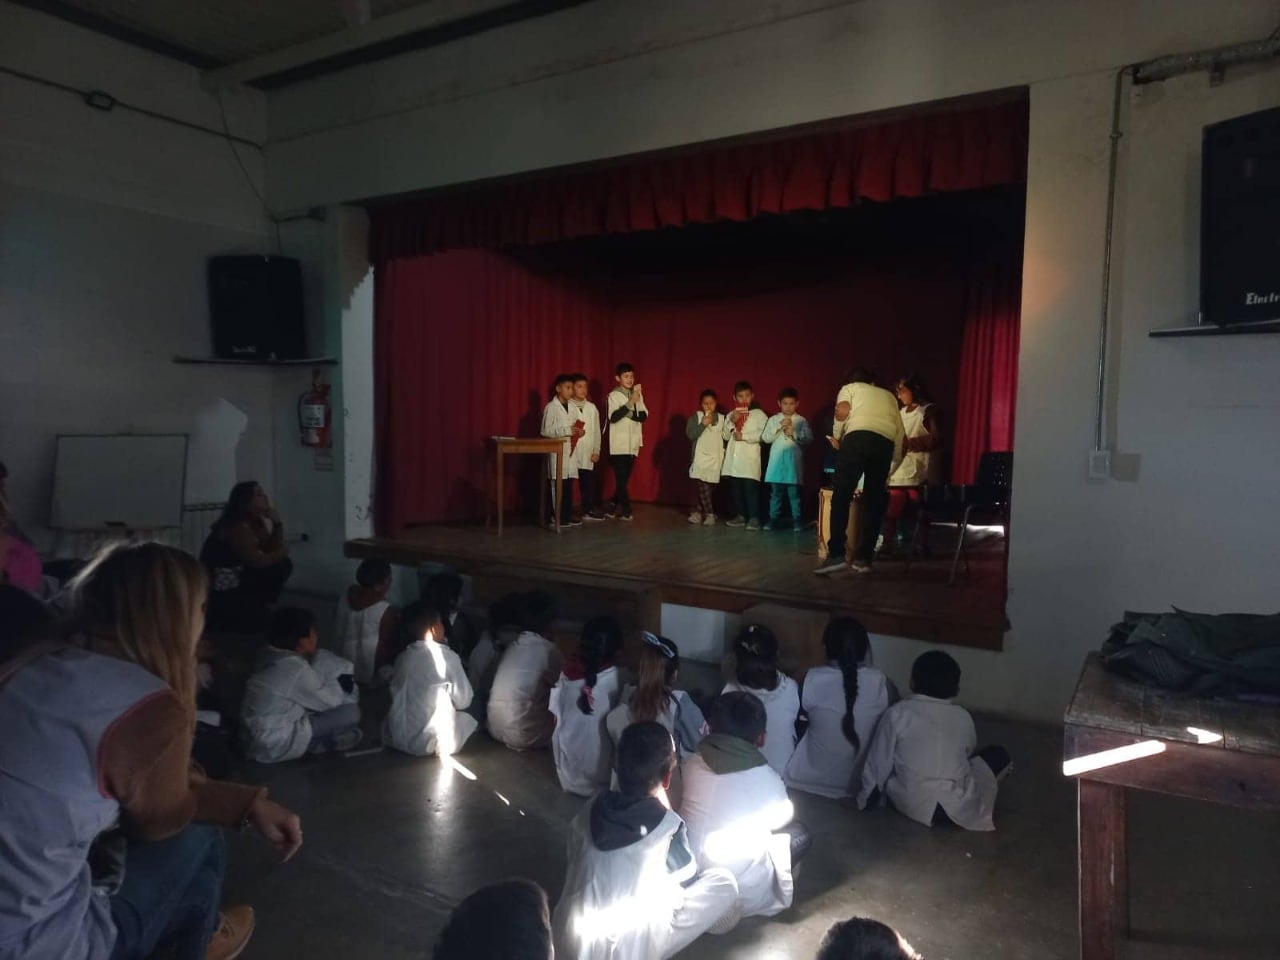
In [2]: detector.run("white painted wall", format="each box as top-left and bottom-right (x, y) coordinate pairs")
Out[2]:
(0, 3), (273, 550)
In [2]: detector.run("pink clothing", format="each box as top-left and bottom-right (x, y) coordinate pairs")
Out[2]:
(3, 536), (42, 592)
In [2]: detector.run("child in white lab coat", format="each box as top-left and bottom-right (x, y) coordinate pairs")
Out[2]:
(542, 373), (583, 528)
(487, 590), (564, 750)
(605, 362), (648, 521)
(384, 601), (477, 757)
(334, 557), (399, 687)
(421, 571), (480, 665)
(722, 624), (800, 775)
(785, 617), (893, 799)
(679, 691), (809, 919)
(721, 381), (769, 530)
(606, 633), (706, 761)
(553, 722), (741, 960)
(816, 918), (923, 960)
(550, 616), (624, 795)
(240, 608), (362, 763)
(858, 650), (1011, 830)
(761, 386), (813, 531)
(570, 373), (606, 521)
(686, 388), (725, 525)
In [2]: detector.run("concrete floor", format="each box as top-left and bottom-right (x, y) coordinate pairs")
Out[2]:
(224, 712), (1280, 960)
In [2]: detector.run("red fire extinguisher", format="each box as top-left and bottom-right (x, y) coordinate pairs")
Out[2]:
(298, 371), (332, 448)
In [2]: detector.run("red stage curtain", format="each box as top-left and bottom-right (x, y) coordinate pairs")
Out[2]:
(371, 100), (1028, 260)
(951, 251), (1023, 484)
(375, 246), (971, 533)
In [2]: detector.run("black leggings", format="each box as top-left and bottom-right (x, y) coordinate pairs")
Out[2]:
(610, 454), (636, 511)
(777, 821), (812, 865)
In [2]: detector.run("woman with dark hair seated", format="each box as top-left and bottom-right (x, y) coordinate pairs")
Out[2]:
(200, 481), (293, 631)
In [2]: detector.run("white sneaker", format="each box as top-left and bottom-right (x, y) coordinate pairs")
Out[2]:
(703, 513), (717, 526)
(814, 558), (847, 575)
(851, 561), (873, 575)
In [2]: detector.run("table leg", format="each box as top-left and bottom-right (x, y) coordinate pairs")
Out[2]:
(497, 450), (505, 537)
(1078, 778), (1128, 960)
(539, 462), (547, 532)
(554, 451), (564, 533)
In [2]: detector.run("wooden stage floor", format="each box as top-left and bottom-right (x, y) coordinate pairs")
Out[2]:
(346, 505), (1009, 650)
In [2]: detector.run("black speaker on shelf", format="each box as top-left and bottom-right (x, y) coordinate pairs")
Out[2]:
(208, 255), (306, 360)
(1200, 106), (1280, 327)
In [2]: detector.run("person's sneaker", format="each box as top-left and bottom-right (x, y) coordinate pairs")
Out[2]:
(745, 519), (761, 532)
(584, 510), (606, 522)
(851, 561), (873, 575)
(725, 516), (746, 528)
(761, 521), (777, 531)
(814, 558), (847, 575)
(707, 900), (743, 935)
(619, 511), (633, 522)
(206, 906), (254, 960)
(702, 513), (717, 526)
(566, 516), (583, 527)
(793, 523), (805, 533)
(688, 511), (703, 525)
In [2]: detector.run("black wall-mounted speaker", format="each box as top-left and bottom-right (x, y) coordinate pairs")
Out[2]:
(1200, 106), (1280, 327)
(208, 255), (306, 360)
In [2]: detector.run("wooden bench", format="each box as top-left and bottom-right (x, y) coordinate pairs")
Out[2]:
(1063, 653), (1280, 960)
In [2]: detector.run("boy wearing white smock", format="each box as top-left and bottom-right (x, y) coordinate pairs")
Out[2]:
(570, 374), (605, 521)
(761, 387), (813, 531)
(487, 592), (563, 750)
(685, 389), (725, 525)
(553, 722), (741, 959)
(334, 558), (397, 686)
(385, 603), (477, 757)
(541, 374), (582, 528)
(605, 363), (647, 521)
(720, 381), (769, 531)
(858, 650), (1010, 830)
(680, 692), (806, 919)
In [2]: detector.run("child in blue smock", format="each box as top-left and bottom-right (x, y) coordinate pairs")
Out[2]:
(761, 387), (813, 531)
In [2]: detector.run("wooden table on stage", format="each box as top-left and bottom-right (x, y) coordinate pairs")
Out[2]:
(487, 437), (567, 535)
(1063, 654), (1280, 960)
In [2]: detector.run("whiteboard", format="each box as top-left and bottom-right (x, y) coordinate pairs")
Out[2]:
(52, 434), (188, 530)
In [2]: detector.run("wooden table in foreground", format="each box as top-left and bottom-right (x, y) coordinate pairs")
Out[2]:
(487, 437), (566, 535)
(1063, 653), (1280, 960)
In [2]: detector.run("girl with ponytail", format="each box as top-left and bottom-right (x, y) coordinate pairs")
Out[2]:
(784, 616), (893, 799)
(722, 623), (801, 774)
(549, 616), (624, 795)
(605, 633), (707, 760)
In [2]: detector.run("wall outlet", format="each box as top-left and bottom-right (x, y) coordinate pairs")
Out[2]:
(1088, 449), (1112, 481)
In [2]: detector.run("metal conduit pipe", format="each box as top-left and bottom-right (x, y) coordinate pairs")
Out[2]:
(1090, 32), (1280, 463)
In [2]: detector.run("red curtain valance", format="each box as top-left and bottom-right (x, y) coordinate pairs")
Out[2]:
(370, 99), (1028, 260)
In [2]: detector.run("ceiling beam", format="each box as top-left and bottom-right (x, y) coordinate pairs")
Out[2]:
(10, 0), (224, 68)
(204, 0), (593, 90)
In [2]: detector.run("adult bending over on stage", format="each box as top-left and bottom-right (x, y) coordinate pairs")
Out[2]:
(0, 544), (302, 960)
(200, 481), (293, 631)
(880, 375), (941, 557)
(814, 370), (903, 576)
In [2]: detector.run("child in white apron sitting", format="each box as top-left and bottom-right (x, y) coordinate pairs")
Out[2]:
(722, 624), (800, 775)
(550, 616), (624, 795)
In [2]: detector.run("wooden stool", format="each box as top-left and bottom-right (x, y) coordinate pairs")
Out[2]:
(816, 488), (863, 562)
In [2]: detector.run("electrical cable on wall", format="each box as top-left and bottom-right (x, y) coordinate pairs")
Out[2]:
(1, 62), (279, 251)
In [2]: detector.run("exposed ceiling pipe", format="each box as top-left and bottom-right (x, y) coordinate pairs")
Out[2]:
(1090, 31), (1280, 473)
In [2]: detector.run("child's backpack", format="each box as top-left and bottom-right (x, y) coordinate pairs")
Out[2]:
(1101, 609), (1280, 697)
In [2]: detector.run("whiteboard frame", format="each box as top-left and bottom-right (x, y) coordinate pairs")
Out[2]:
(51, 433), (190, 532)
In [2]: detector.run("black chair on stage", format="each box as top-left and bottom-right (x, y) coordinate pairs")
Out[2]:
(905, 451), (1012, 585)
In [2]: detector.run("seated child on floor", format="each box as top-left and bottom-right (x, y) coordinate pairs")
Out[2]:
(722, 624), (800, 774)
(858, 650), (1011, 831)
(680, 691), (808, 919)
(335, 558), (399, 686)
(487, 590), (563, 750)
(467, 592), (523, 724)
(241, 607), (362, 762)
(550, 616), (625, 795)
(384, 600), (477, 757)
(605, 632), (706, 760)
(785, 617), (893, 799)
(553, 722), (741, 960)
(816, 917), (923, 960)
(421, 571), (480, 664)
(435, 879), (554, 960)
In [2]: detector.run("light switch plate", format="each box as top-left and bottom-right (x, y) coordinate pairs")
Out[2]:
(1088, 449), (1112, 481)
